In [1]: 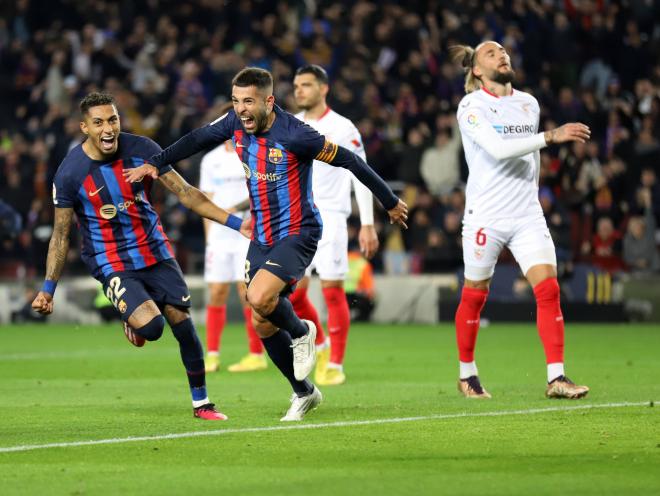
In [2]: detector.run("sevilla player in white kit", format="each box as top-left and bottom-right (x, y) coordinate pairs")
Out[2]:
(293, 65), (379, 386)
(451, 41), (590, 399)
(200, 103), (266, 373)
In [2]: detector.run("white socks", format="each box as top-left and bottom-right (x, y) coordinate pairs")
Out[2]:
(547, 363), (565, 383)
(459, 361), (478, 379)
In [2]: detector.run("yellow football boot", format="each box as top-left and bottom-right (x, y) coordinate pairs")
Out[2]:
(227, 353), (268, 372)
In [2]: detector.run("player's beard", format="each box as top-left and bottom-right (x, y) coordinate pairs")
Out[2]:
(246, 108), (269, 135)
(492, 68), (515, 85)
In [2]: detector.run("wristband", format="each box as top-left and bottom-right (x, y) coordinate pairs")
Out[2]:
(226, 214), (242, 231)
(42, 280), (57, 296)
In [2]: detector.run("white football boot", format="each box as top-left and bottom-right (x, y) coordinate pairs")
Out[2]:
(291, 319), (317, 380)
(280, 387), (323, 422)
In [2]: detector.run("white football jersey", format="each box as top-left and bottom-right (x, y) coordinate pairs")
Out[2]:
(295, 108), (374, 223)
(457, 88), (546, 221)
(199, 141), (249, 245)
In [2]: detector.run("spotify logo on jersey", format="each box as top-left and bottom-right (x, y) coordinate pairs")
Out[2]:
(100, 204), (117, 219)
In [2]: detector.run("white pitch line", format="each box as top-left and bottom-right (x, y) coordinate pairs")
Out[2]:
(0, 401), (655, 454)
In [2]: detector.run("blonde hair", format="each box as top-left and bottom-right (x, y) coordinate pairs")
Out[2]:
(448, 44), (482, 94)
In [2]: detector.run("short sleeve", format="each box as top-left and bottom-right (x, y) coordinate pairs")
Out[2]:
(287, 121), (326, 160)
(52, 166), (78, 208)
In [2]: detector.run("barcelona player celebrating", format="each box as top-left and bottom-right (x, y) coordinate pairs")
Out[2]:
(125, 68), (408, 421)
(32, 93), (251, 421)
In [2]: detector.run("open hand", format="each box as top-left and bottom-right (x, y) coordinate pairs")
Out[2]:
(31, 291), (54, 315)
(388, 199), (408, 229)
(240, 217), (252, 239)
(545, 123), (591, 144)
(359, 225), (379, 259)
(123, 163), (159, 183)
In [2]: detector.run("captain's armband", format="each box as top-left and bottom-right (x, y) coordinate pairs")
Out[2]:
(315, 140), (339, 163)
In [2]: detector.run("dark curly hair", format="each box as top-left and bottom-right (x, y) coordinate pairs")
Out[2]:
(79, 92), (116, 116)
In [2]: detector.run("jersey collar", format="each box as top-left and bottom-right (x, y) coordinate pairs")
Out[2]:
(481, 86), (515, 98)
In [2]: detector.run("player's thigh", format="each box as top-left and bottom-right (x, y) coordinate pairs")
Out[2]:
(204, 244), (236, 284)
(313, 214), (348, 281)
(100, 271), (158, 327)
(462, 221), (508, 281)
(507, 215), (557, 277)
(245, 236), (318, 297)
(141, 259), (193, 311)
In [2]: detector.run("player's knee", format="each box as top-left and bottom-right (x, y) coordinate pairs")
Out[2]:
(135, 315), (166, 342)
(533, 277), (560, 303)
(322, 286), (345, 305)
(247, 288), (276, 316)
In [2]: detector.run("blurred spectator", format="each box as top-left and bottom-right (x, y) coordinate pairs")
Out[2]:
(623, 189), (660, 273)
(583, 216), (625, 273)
(0, 0), (658, 278)
(420, 116), (462, 196)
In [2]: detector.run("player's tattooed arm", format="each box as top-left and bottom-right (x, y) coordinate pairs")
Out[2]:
(159, 169), (251, 237)
(228, 199), (251, 213)
(45, 207), (73, 281)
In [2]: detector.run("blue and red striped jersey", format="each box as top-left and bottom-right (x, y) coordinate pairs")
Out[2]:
(53, 133), (174, 279)
(151, 106), (326, 246)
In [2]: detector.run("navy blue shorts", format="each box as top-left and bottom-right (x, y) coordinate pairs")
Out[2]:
(245, 235), (318, 296)
(99, 259), (191, 321)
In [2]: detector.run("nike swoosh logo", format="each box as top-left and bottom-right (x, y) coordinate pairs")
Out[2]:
(236, 143), (246, 148)
(89, 186), (104, 196)
(182, 295), (191, 302)
(265, 260), (281, 267)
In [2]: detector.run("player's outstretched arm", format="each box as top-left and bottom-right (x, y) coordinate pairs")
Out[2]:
(543, 123), (591, 145)
(318, 141), (408, 228)
(158, 169), (252, 239)
(32, 207), (74, 315)
(124, 121), (232, 183)
(460, 108), (591, 161)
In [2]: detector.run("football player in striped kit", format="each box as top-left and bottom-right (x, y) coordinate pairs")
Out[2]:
(32, 93), (251, 420)
(125, 68), (408, 421)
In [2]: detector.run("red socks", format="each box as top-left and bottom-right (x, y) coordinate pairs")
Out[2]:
(289, 287), (326, 345)
(243, 307), (264, 354)
(323, 286), (350, 365)
(205, 305), (226, 353)
(455, 287), (488, 362)
(533, 278), (565, 364)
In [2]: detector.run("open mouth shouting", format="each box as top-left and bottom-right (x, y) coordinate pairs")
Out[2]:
(240, 114), (256, 132)
(100, 135), (117, 152)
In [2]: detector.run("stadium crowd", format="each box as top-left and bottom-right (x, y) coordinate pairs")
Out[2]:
(1, 0), (659, 280)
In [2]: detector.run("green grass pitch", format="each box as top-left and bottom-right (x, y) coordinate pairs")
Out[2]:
(0, 321), (658, 495)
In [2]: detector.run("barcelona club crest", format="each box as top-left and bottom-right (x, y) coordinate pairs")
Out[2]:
(268, 148), (283, 164)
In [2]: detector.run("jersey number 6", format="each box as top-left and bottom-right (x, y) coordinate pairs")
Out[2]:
(476, 228), (487, 246)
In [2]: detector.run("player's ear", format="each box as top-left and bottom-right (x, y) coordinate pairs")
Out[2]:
(80, 120), (88, 135)
(266, 94), (275, 110)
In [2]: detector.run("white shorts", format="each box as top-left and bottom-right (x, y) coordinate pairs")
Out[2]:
(204, 238), (250, 283)
(305, 211), (348, 280)
(462, 214), (557, 281)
